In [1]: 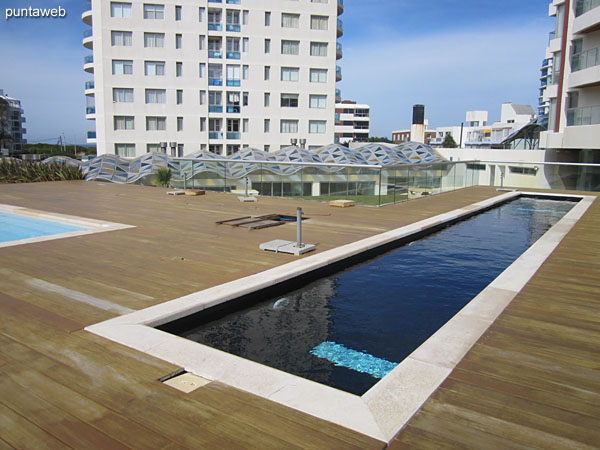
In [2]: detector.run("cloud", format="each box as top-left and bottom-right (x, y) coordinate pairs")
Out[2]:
(339, 22), (550, 136)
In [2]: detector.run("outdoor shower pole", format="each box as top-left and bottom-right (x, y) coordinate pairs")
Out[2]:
(296, 207), (304, 248)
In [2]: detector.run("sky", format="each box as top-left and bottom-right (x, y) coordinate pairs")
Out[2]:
(0, 0), (554, 144)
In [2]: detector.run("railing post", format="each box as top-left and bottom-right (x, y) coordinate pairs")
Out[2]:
(296, 207), (303, 248)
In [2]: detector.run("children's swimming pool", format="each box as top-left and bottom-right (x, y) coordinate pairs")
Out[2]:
(0, 210), (88, 243)
(159, 196), (576, 395)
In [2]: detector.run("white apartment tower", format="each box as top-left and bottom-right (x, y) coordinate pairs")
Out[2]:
(82, 0), (344, 157)
(540, 0), (600, 162)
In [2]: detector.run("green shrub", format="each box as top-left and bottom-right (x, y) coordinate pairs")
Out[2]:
(153, 167), (172, 187)
(0, 160), (85, 183)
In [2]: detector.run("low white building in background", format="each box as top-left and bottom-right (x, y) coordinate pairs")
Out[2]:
(431, 103), (536, 149)
(335, 101), (370, 144)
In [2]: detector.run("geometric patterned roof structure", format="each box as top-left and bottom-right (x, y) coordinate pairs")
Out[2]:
(54, 141), (446, 183)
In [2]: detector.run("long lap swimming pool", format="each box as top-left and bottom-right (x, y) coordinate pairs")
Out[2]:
(159, 196), (576, 395)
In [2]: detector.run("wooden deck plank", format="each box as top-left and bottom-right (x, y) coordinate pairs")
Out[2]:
(2, 182), (599, 448)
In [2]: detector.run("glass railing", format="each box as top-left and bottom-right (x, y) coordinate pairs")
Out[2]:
(226, 79), (241, 86)
(571, 46), (599, 72)
(227, 0), (241, 3)
(208, 50), (222, 58)
(85, 81), (94, 89)
(208, 23), (222, 31)
(576, 0), (600, 16)
(549, 30), (556, 42)
(226, 24), (241, 32)
(208, 0), (222, 3)
(226, 106), (241, 113)
(87, 131), (96, 139)
(208, 78), (223, 86)
(226, 132), (241, 139)
(209, 131), (223, 139)
(83, 29), (92, 38)
(337, 18), (343, 34)
(226, 51), (241, 59)
(84, 55), (93, 64)
(86, 107), (96, 114)
(208, 105), (223, 113)
(551, 71), (560, 85)
(567, 105), (600, 126)
(336, 88), (341, 99)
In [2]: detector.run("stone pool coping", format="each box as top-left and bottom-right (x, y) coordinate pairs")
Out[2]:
(0, 203), (135, 249)
(85, 191), (595, 443)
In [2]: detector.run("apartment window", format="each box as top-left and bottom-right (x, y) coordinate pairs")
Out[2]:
(226, 65), (241, 85)
(310, 42), (328, 57)
(509, 166), (537, 176)
(145, 88), (166, 104)
(209, 91), (222, 110)
(199, 90), (206, 105)
(110, 2), (131, 18)
(281, 67), (299, 81)
(243, 92), (248, 106)
(226, 10), (240, 28)
(112, 60), (133, 75)
(227, 119), (240, 133)
(199, 6), (205, 22)
(264, 145), (270, 152)
(177, 117), (183, 131)
(226, 145), (240, 156)
(199, 63), (206, 78)
(175, 5), (182, 20)
(143, 4), (164, 19)
(111, 31), (132, 46)
(264, 92), (270, 107)
(265, 11), (271, 26)
(227, 37), (241, 54)
(199, 35), (205, 50)
(113, 88), (134, 103)
(146, 116), (166, 131)
(177, 144), (184, 157)
(176, 62), (183, 77)
(115, 144), (135, 157)
(264, 39), (271, 54)
(310, 95), (326, 109)
(281, 13), (299, 28)
(311, 15), (328, 30)
(208, 63), (221, 83)
(264, 66), (270, 80)
(281, 40), (299, 55)
(310, 68), (327, 82)
(242, 65), (249, 80)
(200, 118), (206, 132)
(242, 10), (249, 25)
(144, 32), (164, 48)
(242, 38), (249, 52)
(147, 144), (161, 153)
(209, 144), (222, 155)
(208, 9), (221, 26)
(281, 94), (299, 108)
(280, 120), (298, 133)
(114, 116), (134, 130)
(145, 61), (165, 76)
(176, 89), (183, 104)
(175, 34), (182, 49)
(227, 92), (241, 112)
(309, 120), (326, 134)
(311, 0), (328, 3)
(243, 119), (249, 133)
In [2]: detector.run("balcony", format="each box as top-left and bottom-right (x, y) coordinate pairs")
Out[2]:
(85, 80), (95, 96)
(567, 104), (600, 126)
(336, 42), (342, 60)
(209, 78), (223, 86)
(86, 131), (97, 144)
(208, 23), (222, 31)
(569, 48), (600, 88)
(336, 65), (342, 82)
(226, 79), (241, 86)
(86, 107), (95, 114)
(227, 0), (240, 3)
(209, 106), (223, 113)
(226, 24), (241, 32)
(338, 0), (344, 14)
(208, 0), (222, 3)
(226, 132), (240, 139)
(226, 52), (241, 60)
(208, 50), (222, 58)
(573, 0), (600, 34)
(83, 55), (94, 73)
(572, 47), (599, 72)
(209, 131), (223, 139)
(226, 106), (240, 113)
(81, 3), (92, 26)
(83, 28), (93, 49)
(337, 18), (343, 37)
(336, 88), (341, 103)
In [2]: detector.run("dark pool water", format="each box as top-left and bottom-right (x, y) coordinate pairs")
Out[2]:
(163, 197), (575, 395)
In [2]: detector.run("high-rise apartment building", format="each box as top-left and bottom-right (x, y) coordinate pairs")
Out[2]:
(334, 100), (370, 143)
(540, 0), (600, 162)
(82, 0), (344, 157)
(0, 89), (27, 156)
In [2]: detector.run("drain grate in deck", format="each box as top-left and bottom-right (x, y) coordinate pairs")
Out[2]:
(217, 214), (305, 230)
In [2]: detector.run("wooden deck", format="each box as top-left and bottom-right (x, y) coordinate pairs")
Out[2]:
(0, 181), (598, 449)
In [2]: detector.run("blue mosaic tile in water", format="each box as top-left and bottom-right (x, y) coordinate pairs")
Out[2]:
(310, 341), (398, 379)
